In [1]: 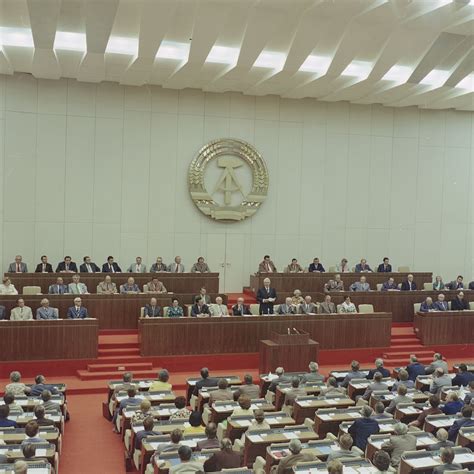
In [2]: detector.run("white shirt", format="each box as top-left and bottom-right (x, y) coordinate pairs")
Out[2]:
(341, 301), (357, 313)
(0, 284), (18, 295)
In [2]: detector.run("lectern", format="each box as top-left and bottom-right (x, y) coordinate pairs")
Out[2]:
(259, 330), (319, 374)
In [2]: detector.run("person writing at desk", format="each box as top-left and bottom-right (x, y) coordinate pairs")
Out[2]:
(381, 277), (398, 291)
(256, 278), (276, 315)
(451, 291), (469, 310)
(167, 298), (183, 317)
(191, 296), (210, 317)
(143, 297), (161, 317)
(355, 258), (372, 273)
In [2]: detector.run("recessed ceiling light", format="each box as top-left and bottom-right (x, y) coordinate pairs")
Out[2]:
(206, 45), (239, 65)
(0, 27), (34, 48)
(106, 36), (138, 55)
(54, 31), (86, 51)
(341, 61), (373, 80)
(455, 74), (473, 92)
(382, 65), (413, 82)
(420, 69), (450, 87)
(299, 55), (331, 74)
(254, 50), (286, 70)
(156, 41), (190, 61)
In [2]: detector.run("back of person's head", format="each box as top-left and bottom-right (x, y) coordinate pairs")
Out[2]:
(177, 445), (192, 462)
(140, 399), (151, 412)
(158, 369), (169, 383)
(373, 372), (383, 383)
(35, 375), (45, 384)
(218, 378), (228, 390)
(3, 392), (14, 405)
(25, 420), (39, 438)
(373, 450), (391, 472)
(361, 405), (373, 418)
(275, 367), (284, 376)
(309, 361), (318, 372)
(254, 408), (265, 423)
(435, 367), (445, 377)
(200, 367), (209, 379)
(394, 422), (408, 436)
(14, 460), (28, 474)
(375, 358), (384, 368)
(339, 433), (353, 450)
(205, 422), (217, 439)
(123, 372), (133, 383)
(143, 416), (155, 431)
(327, 459), (343, 474)
(434, 353), (442, 361)
(127, 387), (136, 398)
(448, 392), (459, 402)
(244, 374), (253, 385)
(238, 395), (251, 410)
(436, 428), (448, 442)
(374, 402), (385, 414)
(351, 360), (360, 371)
(34, 405), (46, 420)
(291, 377), (300, 388)
(41, 390), (52, 402)
(327, 377), (337, 388)
(440, 447), (455, 464)
(288, 438), (302, 454)
(0, 404), (9, 419)
(462, 406), (472, 418)
(410, 355), (417, 363)
(170, 428), (183, 444)
(189, 410), (202, 427)
(174, 396), (186, 409)
(399, 370), (409, 381)
(10, 371), (21, 382)
(220, 437), (233, 451)
(398, 384), (408, 396)
(459, 363), (467, 372)
(429, 395), (440, 408)
(21, 443), (36, 459)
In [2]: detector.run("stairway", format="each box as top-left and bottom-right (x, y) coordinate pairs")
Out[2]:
(382, 326), (435, 368)
(76, 331), (159, 381)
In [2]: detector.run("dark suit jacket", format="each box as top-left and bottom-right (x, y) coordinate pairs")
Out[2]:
(55, 261), (78, 273)
(67, 306), (88, 319)
(79, 263), (100, 273)
(203, 450), (242, 472)
(35, 263), (53, 273)
(469, 281), (474, 290)
(48, 284), (69, 294)
(452, 371), (474, 387)
(451, 298), (469, 310)
(144, 304), (162, 317)
(348, 417), (379, 450)
(231, 304), (251, 316)
(191, 304), (210, 317)
(102, 262), (122, 272)
(448, 417), (474, 441)
(367, 367), (391, 379)
(308, 263), (325, 272)
(0, 306), (5, 320)
(377, 264), (392, 272)
(193, 377), (218, 396)
(256, 287), (277, 315)
(401, 281), (417, 291)
(406, 362), (426, 381)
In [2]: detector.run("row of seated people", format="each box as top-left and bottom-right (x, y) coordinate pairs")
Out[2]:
(0, 297), (89, 320)
(106, 358), (474, 473)
(0, 373), (67, 474)
(6, 255), (211, 274)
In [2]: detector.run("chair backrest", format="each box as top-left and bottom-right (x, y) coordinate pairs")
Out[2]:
(140, 307), (145, 317)
(398, 266), (410, 272)
(376, 283), (383, 291)
(250, 304), (260, 315)
(448, 301), (452, 310)
(187, 306), (193, 316)
(23, 286), (41, 295)
(163, 306), (169, 316)
(397, 283), (402, 289)
(470, 302), (474, 310)
(328, 266), (336, 273)
(273, 304), (280, 314)
(143, 284), (149, 292)
(413, 303), (421, 313)
(336, 304), (342, 313)
(358, 304), (374, 313)
(423, 283), (432, 290)
(209, 304), (219, 316)
(351, 267), (355, 272)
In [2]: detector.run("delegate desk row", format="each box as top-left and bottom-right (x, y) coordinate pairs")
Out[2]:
(4, 272), (219, 295)
(0, 294), (225, 330)
(250, 272), (433, 294)
(300, 290), (474, 322)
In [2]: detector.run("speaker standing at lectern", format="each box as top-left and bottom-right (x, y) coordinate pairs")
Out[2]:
(256, 278), (277, 315)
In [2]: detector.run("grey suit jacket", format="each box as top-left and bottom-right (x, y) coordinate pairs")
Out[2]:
(433, 463), (463, 474)
(425, 360), (449, 375)
(127, 264), (147, 273)
(36, 307), (59, 320)
(319, 302), (336, 314)
(0, 306), (5, 320)
(278, 304), (296, 314)
(383, 433), (417, 466)
(68, 282), (88, 294)
(430, 375), (452, 394)
(299, 302), (318, 314)
(168, 263), (185, 273)
(10, 306), (33, 321)
(8, 262), (28, 272)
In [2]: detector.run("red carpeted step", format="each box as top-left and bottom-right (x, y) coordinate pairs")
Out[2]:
(87, 362), (153, 372)
(77, 368), (158, 381)
(390, 338), (421, 344)
(387, 344), (426, 352)
(98, 347), (140, 357)
(382, 357), (433, 366)
(98, 341), (139, 350)
(383, 349), (434, 358)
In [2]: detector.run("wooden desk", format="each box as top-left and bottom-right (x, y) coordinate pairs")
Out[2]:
(0, 462), (51, 474)
(424, 414), (460, 433)
(226, 412), (294, 442)
(458, 427), (474, 449)
(369, 389), (428, 409)
(399, 447), (474, 474)
(414, 310), (474, 344)
(293, 458), (373, 473)
(0, 294), (224, 330)
(0, 443), (56, 462)
(292, 395), (355, 424)
(275, 382), (324, 411)
(339, 418), (398, 436)
(347, 378), (395, 400)
(186, 375), (241, 404)
(210, 399), (274, 424)
(139, 313), (392, 356)
(250, 272), (432, 295)
(5, 272), (219, 294)
(0, 427), (60, 449)
(313, 407), (362, 437)
(0, 319), (98, 361)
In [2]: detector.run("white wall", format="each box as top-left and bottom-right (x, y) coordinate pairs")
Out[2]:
(0, 73), (472, 291)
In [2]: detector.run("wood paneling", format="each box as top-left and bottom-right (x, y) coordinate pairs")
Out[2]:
(414, 311), (474, 345)
(138, 313), (392, 356)
(5, 272), (219, 294)
(0, 319), (98, 361)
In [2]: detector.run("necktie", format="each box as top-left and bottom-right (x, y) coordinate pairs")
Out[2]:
(110, 264), (113, 272)
(17, 264), (20, 272)
(87, 264), (91, 272)
(76, 283), (81, 294)
(42, 264), (45, 272)
(175, 265), (179, 273)
(66, 264), (69, 271)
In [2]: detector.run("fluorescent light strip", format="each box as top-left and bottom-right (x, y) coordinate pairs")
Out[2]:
(0, 27), (34, 47)
(341, 60), (373, 79)
(254, 50), (286, 70)
(206, 45), (239, 65)
(156, 41), (189, 61)
(299, 55), (331, 74)
(54, 31), (86, 51)
(106, 36), (138, 55)
(382, 65), (413, 82)
(455, 74), (473, 92)
(419, 69), (450, 87)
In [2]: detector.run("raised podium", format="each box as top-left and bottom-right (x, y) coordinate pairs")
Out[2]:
(259, 329), (319, 374)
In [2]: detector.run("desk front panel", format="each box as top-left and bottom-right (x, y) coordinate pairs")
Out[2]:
(414, 311), (474, 345)
(139, 312), (392, 356)
(0, 319), (98, 360)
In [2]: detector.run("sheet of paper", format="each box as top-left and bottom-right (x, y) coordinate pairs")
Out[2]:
(454, 453), (474, 463)
(247, 434), (263, 442)
(408, 457), (439, 468)
(319, 414), (332, 421)
(180, 440), (197, 448)
(416, 437), (433, 446)
(347, 412), (360, 418)
(371, 440), (384, 449)
(35, 448), (47, 456)
(430, 420), (450, 427)
(236, 419), (252, 427)
(148, 442), (160, 449)
(283, 432), (298, 440)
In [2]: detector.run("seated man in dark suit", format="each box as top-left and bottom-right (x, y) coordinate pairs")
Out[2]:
(256, 278), (277, 315)
(143, 297), (162, 317)
(55, 256), (77, 273)
(445, 275), (464, 291)
(48, 277), (69, 295)
(381, 277), (398, 291)
(67, 297), (89, 319)
(451, 291), (469, 310)
(452, 363), (474, 387)
(102, 256), (122, 273)
(0, 305), (5, 320)
(35, 255), (53, 273)
(377, 257), (392, 273)
(434, 293), (449, 312)
(192, 368), (218, 396)
(231, 297), (251, 316)
(0, 405), (17, 427)
(469, 280), (474, 290)
(367, 358), (391, 379)
(29, 375), (59, 396)
(355, 259), (372, 273)
(433, 447), (462, 474)
(348, 405), (379, 450)
(406, 355), (426, 381)
(448, 406), (474, 442)
(79, 256), (100, 273)
(308, 257), (325, 272)
(135, 416), (161, 451)
(203, 438), (242, 472)
(268, 367), (291, 392)
(190, 297), (210, 317)
(34, 405), (55, 426)
(400, 274), (417, 291)
(420, 297), (436, 312)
